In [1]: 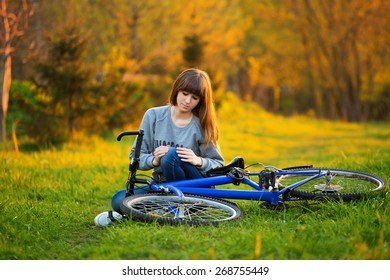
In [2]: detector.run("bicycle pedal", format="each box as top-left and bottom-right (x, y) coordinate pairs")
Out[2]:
(260, 202), (288, 210)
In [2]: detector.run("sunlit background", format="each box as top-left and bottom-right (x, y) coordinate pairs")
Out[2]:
(1, 0), (389, 148)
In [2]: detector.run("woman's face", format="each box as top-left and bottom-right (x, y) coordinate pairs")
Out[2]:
(176, 90), (201, 113)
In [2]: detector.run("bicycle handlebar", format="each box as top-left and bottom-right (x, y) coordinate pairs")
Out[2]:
(117, 130), (145, 195)
(117, 130), (143, 141)
(116, 129), (144, 164)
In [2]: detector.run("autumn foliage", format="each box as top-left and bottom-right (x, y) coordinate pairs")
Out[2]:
(2, 0), (390, 144)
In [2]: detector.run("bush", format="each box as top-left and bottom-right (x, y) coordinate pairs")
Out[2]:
(9, 80), (70, 147)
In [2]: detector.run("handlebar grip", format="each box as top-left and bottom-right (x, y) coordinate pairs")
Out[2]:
(117, 130), (143, 141)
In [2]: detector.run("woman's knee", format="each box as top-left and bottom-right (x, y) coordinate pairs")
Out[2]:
(160, 147), (179, 167)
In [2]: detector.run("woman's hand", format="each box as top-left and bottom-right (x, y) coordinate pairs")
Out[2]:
(176, 147), (202, 167)
(152, 145), (170, 166)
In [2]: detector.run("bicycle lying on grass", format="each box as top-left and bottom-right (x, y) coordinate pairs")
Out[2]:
(115, 130), (385, 226)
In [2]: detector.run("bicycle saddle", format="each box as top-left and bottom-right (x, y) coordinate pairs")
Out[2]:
(206, 156), (245, 176)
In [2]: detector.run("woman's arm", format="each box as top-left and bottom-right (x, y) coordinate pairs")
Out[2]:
(197, 142), (224, 171)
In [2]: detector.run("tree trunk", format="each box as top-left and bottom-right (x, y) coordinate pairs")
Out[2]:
(238, 67), (250, 100)
(0, 50), (11, 142)
(0, 0), (29, 142)
(68, 92), (75, 137)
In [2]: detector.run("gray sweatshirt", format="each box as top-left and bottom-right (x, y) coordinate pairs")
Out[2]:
(130, 105), (224, 181)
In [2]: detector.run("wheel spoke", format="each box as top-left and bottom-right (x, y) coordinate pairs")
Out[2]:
(122, 194), (242, 225)
(284, 168), (384, 201)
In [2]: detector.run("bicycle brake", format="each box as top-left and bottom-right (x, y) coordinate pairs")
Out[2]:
(157, 186), (170, 193)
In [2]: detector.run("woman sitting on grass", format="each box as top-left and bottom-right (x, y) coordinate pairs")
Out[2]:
(111, 68), (224, 214)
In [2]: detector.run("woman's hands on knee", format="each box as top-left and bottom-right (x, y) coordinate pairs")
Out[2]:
(152, 145), (170, 166)
(176, 147), (202, 167)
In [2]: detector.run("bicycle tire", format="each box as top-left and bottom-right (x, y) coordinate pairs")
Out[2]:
(279, 167), (385, 201)
(120, 193), (242, 226)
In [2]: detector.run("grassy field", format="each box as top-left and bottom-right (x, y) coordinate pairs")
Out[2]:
(1, 95), (389, 260)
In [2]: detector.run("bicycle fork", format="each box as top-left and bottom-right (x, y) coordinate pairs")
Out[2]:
(157, 185), (187, 218)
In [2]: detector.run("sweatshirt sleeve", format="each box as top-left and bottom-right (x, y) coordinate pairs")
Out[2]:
(198, 142), (224, 173)
(129, 109), (155, 170)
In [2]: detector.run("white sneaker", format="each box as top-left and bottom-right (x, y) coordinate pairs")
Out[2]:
(94, 211), (123, 227)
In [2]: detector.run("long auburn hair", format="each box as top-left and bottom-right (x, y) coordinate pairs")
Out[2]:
(169, 68), (220, 150)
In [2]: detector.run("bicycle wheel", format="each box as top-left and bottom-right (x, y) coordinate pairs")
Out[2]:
(120, 193), (242, 226)
(279, 167), (385, 201)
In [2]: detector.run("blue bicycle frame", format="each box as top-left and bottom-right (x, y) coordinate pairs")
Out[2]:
(148, 170), (325, 205)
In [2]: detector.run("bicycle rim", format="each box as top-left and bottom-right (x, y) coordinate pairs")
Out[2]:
(280, 168), (385, 201)
(120, 193), (242, 226)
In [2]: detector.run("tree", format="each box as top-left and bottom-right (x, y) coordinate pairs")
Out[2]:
(183, 34), (204, 67)
(0, 0), (30, 142)
(35, 20), (91, 138)
(287, 0), (390, 121)
(7, 0), (388, 131)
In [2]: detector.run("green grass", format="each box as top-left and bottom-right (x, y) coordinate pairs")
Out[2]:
(1, 97), (389, 260)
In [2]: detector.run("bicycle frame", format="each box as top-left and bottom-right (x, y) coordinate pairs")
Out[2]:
(117, 130), (328, 205)
(148, 170), (327, 205)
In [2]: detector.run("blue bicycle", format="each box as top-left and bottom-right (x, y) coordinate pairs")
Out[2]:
(117, 130), (385, 226)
